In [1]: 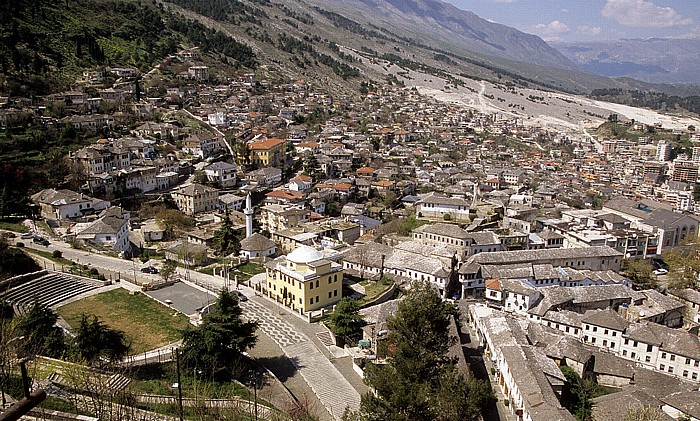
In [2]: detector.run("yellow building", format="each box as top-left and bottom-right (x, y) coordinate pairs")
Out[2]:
(264, 245), (343, 313)
(244, 137), (286, 168)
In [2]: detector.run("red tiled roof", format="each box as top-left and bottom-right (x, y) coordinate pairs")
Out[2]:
(485, 279), (501, 291)
(249, 137), (285, 150)
(266, 190), (303, 200)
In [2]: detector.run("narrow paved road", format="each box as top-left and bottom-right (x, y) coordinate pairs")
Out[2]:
(16, 229), (362, 420)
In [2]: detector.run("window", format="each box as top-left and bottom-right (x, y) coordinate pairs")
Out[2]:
(662, 352), (667, 359)
(585, 325), (590, 331)
(315, 280), (319, 288)
(686, 358), (691, 365)
(683, 370), (689, 378)
(670, 355), (675, 361)
(695, 361), (699, 368)
(334, 289), (338, 297)
(660, 364), (665, 370)
(623, 350), (628, 357)
(593, 326), (598, 332)
(316, 295), (319, 303)
(328, 292), (332, 298)
(310, 282), (314, 290)
(603, 340), (608, 347)
(668, 367), (673, 373)
(604, 329), (609, 335)
(584, 335), (589, 342)
(646, 344), (651, 352)
(611, 343), (615, 349)
(612, 331), (617, 337)
(693, 373), (698, 380)
(631, 352), (636, 359)
(645, 356), (651, 363)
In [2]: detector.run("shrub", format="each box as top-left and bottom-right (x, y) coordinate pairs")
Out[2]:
(443, 213), (452, 221)
(16, 242), (24, 247)
(52, 250), (62, 259)
(89, 268), (99, 276)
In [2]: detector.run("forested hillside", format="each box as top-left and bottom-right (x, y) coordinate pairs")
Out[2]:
(0, 0), (255, 96)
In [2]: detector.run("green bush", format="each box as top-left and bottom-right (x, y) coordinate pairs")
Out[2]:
(15, 242), (24, 247)
(52, 250), (62, 259)
(443, 213), (452, 221)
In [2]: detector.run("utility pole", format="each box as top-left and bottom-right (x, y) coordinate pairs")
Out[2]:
(253, 369), (258, 421)
(175, 351), (183, 421)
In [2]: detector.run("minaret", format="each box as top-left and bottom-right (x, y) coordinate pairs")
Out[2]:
(244, 193), (254, 238)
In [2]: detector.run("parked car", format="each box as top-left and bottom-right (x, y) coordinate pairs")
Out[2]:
(32, 236), (50, 246)
(20, 232), (34, 239)
(2, 231), (16, 239)
(234, 290), (248, 302)
(140, 266), (159, 274)
(653, 268), (668, 276)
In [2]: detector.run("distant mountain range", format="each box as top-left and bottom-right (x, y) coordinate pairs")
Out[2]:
(553, 38), (700, 86)
(3, 0), (699, 98)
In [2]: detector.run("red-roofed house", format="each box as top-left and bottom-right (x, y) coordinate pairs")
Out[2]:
(242, 137), (286, 167)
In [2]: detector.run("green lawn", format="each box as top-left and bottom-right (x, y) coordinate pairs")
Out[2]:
(237, 262), (266, 276)
(358, 279), (394, 305)
(0, 218), (29, 233)
(57, 288), (189, 354)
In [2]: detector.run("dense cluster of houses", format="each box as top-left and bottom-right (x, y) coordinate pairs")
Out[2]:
(6, 49), (700, 421)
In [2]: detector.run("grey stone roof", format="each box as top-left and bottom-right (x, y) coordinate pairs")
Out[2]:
(174, 183), (219, 196)
(469, 246), (623, 266)
(668, 288), (700, 305)
(624, 322), (700, 359)
(640, 289), (685, 312)
(417, 192), (470, 206)
(582, 309), (630, 331)
(500, 345), (575, 421)
(415, 222), (470, 239)
(660, 390), (700, 419)
(592, 388), (673, 421)
(240, 233), (276, 252)
(77, 215), (126, 236)
(542, 310), (584, 328)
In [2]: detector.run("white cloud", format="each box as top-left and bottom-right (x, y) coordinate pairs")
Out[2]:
(490, 0), (515, 3)
(528, 20), (570, 41)
(602, 0), (693, 28)
(577, 25), (603, 36)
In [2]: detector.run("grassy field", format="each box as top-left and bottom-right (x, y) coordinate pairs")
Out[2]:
(0, 218), (29, 233)
(358, 279), (394, 305)
(57, 288), (189, 354)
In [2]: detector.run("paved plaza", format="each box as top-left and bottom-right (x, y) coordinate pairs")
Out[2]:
(146, 282), (216, 316)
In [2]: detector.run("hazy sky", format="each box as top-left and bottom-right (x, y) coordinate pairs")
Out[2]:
(445, 0), (700, 43)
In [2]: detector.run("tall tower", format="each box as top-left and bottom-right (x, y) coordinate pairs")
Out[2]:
(657, 140), (671, 162)
(244, 193), (254, 238)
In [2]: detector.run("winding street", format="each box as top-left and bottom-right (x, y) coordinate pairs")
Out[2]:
(13, 226), (361, 420)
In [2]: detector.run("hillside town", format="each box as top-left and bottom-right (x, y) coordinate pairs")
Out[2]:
(2, 49), (700, 421)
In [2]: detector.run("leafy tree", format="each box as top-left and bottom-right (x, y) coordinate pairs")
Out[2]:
(156, 209), (194, 239)
(0, 238), (41, 278)
(15, 301), (66, 359)
(73, 315), (130, 365)
(623, 259), (656, 289)
(303, 154), (321, 180)
(193, 170), (209, 185)
(346, 282), (493, 420)
(662, 236), (700, 289)
(624, 406), (665, 421)
(560, 366), (607, 421)
(327, 298), (364, 345)
(213, 210), (241, 256)
(326, 201), (341, 217)
(160, 259), (177, 283)
(180, 289), (258, 380)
